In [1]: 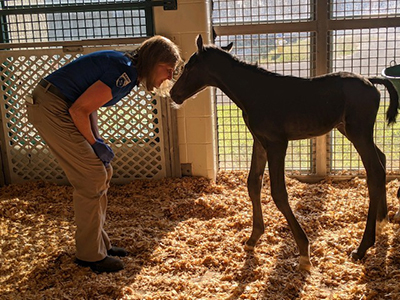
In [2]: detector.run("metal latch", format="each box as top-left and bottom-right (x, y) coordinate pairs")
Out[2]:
(163, 0), (177, 10)
(63, 46), (84, 53)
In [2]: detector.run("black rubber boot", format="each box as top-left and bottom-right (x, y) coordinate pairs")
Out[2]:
(75, 256), (124, 273)
(107, 246), (128, 257)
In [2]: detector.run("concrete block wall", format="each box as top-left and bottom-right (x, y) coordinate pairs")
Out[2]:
(153, 0), (217, 181)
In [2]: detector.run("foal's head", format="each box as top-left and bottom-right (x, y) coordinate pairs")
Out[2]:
(170, 35), (233, 105)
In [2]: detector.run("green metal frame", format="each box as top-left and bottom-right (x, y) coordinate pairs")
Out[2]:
(0, 0), (177, 44)
(0, 1), (176, 14)
(0, 1), (9, 44)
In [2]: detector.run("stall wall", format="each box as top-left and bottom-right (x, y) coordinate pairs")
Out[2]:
(153, 0), (218, 181)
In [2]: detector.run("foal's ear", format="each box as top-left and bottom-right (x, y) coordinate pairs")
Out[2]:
(196, 34), (204, 52)
(221, 42), (233, 52)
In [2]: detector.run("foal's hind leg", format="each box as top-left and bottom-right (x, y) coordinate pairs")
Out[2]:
(341, 128), (386, 260)
(266, 141), (311, 271)
(374, 146), (389, 233)
(245, 139), (267, 250)
(337, 125), (388, 233)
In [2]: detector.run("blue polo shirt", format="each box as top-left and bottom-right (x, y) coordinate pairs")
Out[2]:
(45, 50), (137, 107)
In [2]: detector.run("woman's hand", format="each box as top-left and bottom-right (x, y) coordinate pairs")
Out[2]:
(91, 140), (114, 166)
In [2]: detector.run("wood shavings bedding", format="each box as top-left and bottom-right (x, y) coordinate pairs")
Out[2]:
(1, 171), (400, 300)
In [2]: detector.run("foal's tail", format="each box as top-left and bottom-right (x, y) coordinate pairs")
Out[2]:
(368, 77), (399, 125)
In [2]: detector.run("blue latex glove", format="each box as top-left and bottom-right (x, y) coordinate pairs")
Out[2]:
(91, 140), (114, 166)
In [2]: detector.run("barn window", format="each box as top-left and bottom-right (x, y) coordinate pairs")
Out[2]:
(212, 0), (400, 178)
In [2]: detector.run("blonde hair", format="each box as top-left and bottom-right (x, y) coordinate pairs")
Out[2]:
(125, 35), (183, 94)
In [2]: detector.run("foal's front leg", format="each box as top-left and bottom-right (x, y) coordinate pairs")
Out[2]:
(245, 139), (267, 250)
(267, 141), (311, 271)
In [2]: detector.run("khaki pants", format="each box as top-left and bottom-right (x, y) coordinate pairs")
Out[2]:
(27, 84), (112, 262)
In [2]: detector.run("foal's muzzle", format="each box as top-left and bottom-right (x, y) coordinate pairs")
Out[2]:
(170, 89), (184, 104)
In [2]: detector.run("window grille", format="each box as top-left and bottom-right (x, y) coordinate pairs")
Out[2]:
(330, 0), (400, 19)
(212, 0), (314, 25)
(215, 32), (315, 174)
(330, 27), (400, 175)
(212, 0), (400, 177)
(0, 0), (152, 44)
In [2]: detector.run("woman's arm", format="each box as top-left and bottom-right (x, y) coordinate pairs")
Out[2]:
(89, 110), (101, 140)
(68, 80), (112, 145)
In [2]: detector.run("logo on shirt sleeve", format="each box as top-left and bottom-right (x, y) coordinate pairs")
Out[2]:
(116, 72), (132, 88)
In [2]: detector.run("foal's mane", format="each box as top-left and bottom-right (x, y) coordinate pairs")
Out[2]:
(205, 45), (290, 79)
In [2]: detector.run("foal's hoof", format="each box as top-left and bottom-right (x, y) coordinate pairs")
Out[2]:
(244, 243), (255, 252)
(350, 250), (364, 261)
(299, 256), (312, 272)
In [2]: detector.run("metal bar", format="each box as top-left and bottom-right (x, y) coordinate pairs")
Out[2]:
(329, 17), (400, 30)
(0, 2), (167, 15)
(315, 0), (329, 177)
(0, 37), (148, 50)
(292, 174), (400, 184)
(214, 21), (318, 36)
(0, 0), (9, 185)
(0, 0), (9, 43)
(315, 2), (329, 75)
(145, 0), (155, 36)
(213, 17), (400, 36)
(161, 96), (181, 177)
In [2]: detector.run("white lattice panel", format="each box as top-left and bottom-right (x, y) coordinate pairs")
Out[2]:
(0, 47), (170, 184)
